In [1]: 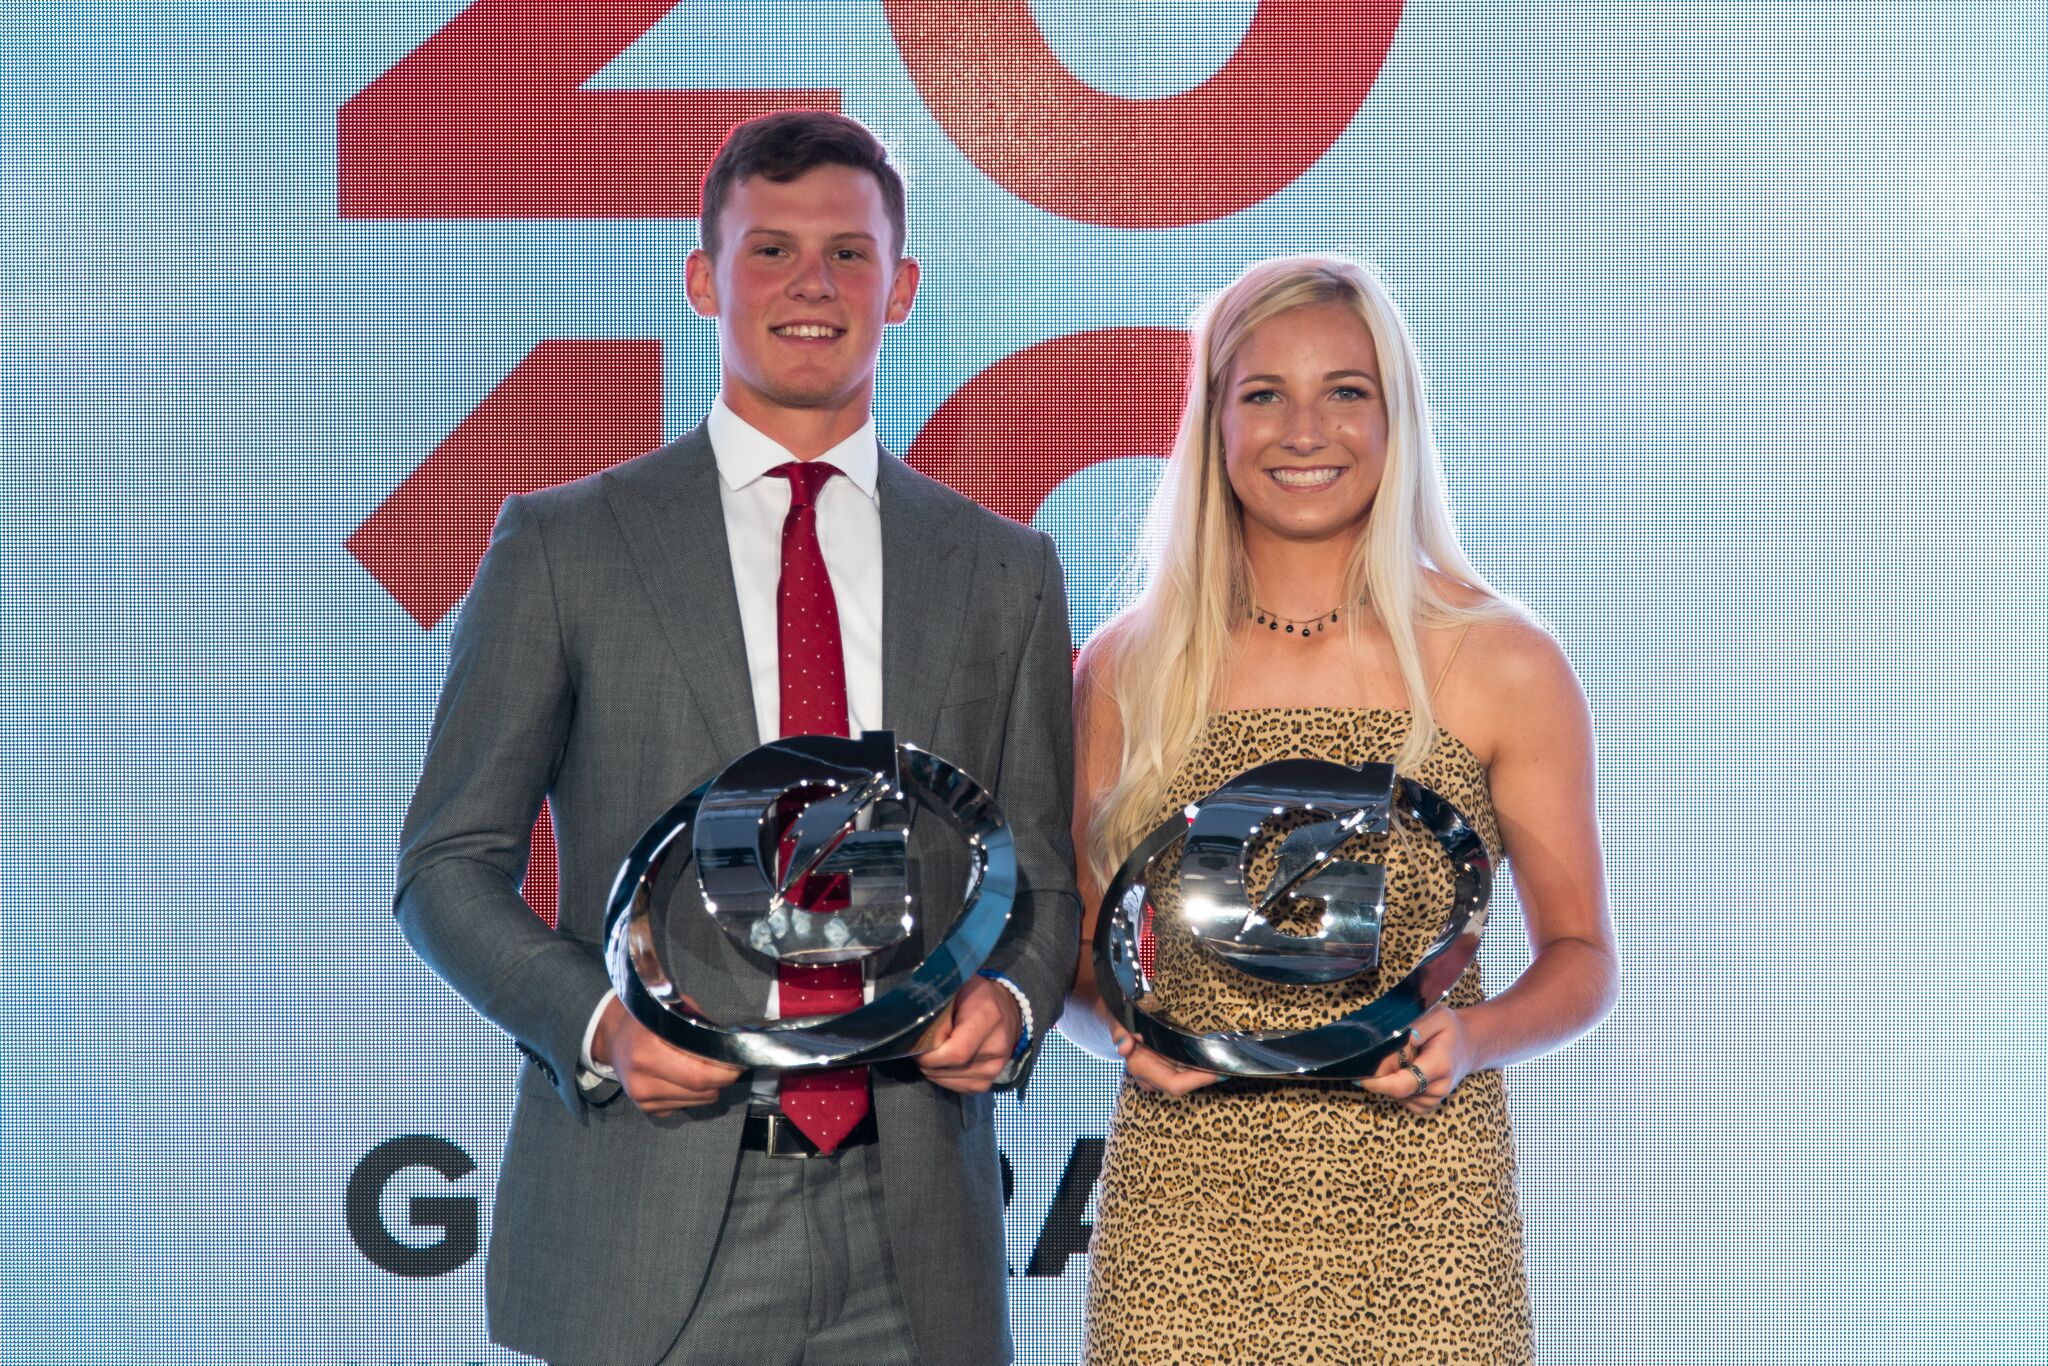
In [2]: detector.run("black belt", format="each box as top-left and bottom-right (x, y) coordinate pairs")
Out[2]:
(741, 1109), (879, 1159)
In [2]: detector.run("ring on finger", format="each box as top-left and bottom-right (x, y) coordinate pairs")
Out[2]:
(1406, 1062), (1430, 1097)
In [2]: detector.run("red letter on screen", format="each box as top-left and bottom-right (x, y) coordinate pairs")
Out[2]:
(346, 339), (661, 631)
(884, 1), (1401, 227)
(906, 327), (1187, 525)
(338, 0), (838, 217)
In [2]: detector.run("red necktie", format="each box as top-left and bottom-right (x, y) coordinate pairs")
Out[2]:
(768, 459), (869, 1154)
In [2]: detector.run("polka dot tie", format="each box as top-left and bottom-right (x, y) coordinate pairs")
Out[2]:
(768, 460), (869, 1155)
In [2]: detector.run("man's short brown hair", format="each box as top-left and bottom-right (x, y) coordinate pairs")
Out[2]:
(700, 111), (907, 259)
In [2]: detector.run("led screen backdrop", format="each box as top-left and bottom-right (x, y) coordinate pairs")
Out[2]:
(4, 3), (2046, 1363)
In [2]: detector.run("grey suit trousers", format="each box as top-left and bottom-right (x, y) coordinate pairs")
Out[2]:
(657, 1144), (921, 1366)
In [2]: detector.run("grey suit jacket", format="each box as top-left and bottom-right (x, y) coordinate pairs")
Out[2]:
(394, 425), (1080, 1366)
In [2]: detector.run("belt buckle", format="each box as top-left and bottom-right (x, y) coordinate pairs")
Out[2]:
(759, 1113), (820, 1160)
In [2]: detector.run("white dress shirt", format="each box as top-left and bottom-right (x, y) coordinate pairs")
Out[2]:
(580, 398), (885, 1084)
(707, 399), (885, 745)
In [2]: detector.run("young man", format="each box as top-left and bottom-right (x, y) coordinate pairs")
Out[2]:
(394, 111), (1078, 1366)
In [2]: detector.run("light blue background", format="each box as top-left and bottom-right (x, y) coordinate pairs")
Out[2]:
(3, 3), (2045, 1363)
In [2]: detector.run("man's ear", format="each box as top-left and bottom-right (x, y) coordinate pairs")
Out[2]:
(885, 255), (921, 325)
(685, 248), (719, 318)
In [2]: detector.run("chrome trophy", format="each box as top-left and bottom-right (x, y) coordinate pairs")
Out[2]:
(1094, 758), (1491, 1079)
(605, 730), (1015, 1069)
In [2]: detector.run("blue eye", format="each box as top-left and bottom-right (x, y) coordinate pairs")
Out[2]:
(1244, 389), (1280, 404)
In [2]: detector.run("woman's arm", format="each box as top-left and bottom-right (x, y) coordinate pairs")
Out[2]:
(1060, 638), (1128, 1062)
(1061, 638), (1221, 1094)
(1361, 619), (1620, 1111)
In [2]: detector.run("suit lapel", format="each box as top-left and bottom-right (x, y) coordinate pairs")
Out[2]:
(602, 425), (761, 773)
(878, 453), (971, 748)
(609, 436), (973, 762)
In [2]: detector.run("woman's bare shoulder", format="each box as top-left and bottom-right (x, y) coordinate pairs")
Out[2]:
(1072, 618), (1133, 754)
(1467, 623), (1591, 777)
(1421, 579), (1558, 675)
(1429, 596), (1585, 762)
(1074, 616), (1131, 698)
(1423, 570), (1500, 614)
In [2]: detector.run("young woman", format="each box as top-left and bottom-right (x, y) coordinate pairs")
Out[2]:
(1065, 255), (1619, 1364)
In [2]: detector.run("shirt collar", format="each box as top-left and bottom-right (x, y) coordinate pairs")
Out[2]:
(707, 397), (879, 498)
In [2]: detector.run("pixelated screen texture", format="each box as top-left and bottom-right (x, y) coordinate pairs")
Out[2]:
(3, 2), (2046, 1363)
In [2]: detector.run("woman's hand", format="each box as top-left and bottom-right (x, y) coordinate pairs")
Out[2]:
(1356, 1005), (1475, 1115)
(1113, 1024), (1223, 1097)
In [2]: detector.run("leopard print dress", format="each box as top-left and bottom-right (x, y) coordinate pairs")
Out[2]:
(1084, 708), (1532, 1366)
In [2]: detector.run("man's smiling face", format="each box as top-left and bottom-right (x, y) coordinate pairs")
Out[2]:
(686, 163), (918, 432)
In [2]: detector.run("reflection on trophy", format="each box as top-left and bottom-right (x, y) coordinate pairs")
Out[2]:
(1094, 758), (1492, 1079)
(604, 730), (1015, 1069)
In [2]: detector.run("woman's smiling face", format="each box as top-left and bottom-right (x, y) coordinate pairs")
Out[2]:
(1219, 301), (1390, 550)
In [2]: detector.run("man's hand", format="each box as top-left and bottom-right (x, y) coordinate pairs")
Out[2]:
(592, 996), (745, 1116)
(916, 977), (1023, 1094)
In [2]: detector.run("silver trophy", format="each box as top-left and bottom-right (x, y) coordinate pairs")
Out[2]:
(1094, 759), (1491, 1079)
(604, 730), (1015, 1069)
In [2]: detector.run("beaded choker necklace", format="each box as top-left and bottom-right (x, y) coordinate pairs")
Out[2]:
(1247, 602), (1344, 638)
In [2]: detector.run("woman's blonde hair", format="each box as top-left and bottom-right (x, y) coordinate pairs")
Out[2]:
(1084, 253), (1510, 885)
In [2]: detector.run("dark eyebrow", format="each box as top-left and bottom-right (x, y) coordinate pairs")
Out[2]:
(738, 228), (879, 244)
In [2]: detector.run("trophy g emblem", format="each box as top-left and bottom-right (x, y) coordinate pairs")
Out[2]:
(1094, 759), (1492, 1079)
(604, 730), (1014, 1069)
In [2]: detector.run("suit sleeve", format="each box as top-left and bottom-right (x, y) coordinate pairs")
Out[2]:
(983, 529), (1082, 1093)
(392, 493), (613, 1116)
